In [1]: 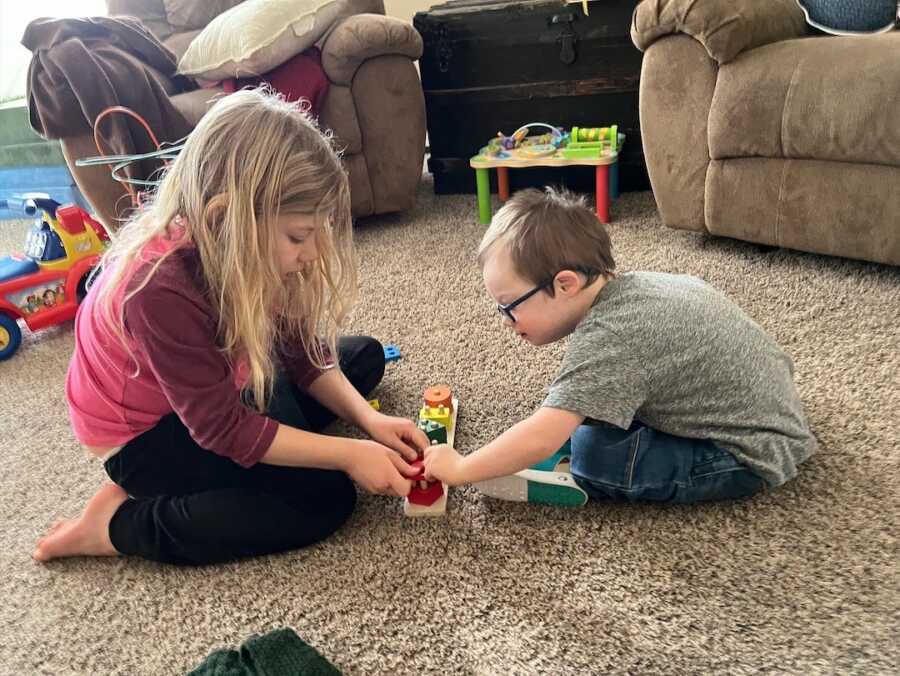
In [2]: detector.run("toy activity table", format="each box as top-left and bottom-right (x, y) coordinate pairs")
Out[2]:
(469, 126), (623, 224)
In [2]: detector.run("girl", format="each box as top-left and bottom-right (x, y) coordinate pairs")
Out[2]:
(33, 88), (428, 566)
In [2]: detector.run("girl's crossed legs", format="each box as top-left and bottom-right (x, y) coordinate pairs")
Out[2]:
(34, 336), (384, 566)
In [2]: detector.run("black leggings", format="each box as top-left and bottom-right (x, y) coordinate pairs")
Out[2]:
(104, 336), (385, 566)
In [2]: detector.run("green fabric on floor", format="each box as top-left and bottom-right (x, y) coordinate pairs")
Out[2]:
(188, 628), (341, 676)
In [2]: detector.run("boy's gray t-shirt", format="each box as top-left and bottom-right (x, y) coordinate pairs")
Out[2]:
(543, 272), (816, 486)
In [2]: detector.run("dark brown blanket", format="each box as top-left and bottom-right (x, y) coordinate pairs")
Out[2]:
(22, 15), (195, 181)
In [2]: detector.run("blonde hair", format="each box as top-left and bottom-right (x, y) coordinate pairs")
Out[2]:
(477, 187), (615, 293)
(95, 87), (356, 411)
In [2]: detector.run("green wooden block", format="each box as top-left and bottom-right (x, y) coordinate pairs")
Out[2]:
(417, 418), (447, 444)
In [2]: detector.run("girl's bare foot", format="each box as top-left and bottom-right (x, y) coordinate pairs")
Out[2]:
(32, 483), (128, 562)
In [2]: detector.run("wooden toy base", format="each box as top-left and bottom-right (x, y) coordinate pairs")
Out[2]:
(469, 136), (624, 225)
(404, 397), (459, 517)
(404, 488), (447, 517)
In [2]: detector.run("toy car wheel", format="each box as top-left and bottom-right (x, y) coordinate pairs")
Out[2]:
(0, 313), (22, 361)
(76, 268), (98, 303)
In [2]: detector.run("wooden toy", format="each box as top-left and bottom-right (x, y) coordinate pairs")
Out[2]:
(417, 419), (447, 445)
(469, 123), (624, 224)
(419, 404), (452, 431)
(404, 384), (459, 517)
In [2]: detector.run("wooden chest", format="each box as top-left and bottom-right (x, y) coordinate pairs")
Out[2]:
(413, 0), (648, 195)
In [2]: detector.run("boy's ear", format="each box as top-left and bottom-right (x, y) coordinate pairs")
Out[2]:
(554, 269), (584, 296)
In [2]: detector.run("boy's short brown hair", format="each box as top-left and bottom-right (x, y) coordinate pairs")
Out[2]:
(477, 187), (616, 293)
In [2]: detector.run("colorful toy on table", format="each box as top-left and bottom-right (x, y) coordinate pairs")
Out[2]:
(0, 195), (109, 360)
(484, 123), (567, 158)
(404, 384), (459, 517)
(470, 122), (624, 225)
(561, 125), (618, 159)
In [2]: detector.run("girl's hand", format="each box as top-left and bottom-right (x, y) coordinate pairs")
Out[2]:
(344, 440), (419, 496)
(364, 413), (429, 462)
(423, 444), (467, 486)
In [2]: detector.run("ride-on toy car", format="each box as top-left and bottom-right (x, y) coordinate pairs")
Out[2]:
(0, 195), (109, 360)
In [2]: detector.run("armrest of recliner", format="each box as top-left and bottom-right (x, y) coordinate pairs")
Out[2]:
(631, 0), (810, 64)
(320, 14), (423, 86)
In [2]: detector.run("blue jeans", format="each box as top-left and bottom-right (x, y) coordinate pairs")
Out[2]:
(570, 421), (766, 504)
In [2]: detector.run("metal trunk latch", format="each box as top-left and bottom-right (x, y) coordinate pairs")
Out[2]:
(550, 12), (577, 65)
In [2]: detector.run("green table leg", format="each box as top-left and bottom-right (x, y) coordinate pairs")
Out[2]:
(475, 168), (491, 224)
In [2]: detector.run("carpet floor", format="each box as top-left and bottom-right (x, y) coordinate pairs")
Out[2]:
(0, 178), (897, 675)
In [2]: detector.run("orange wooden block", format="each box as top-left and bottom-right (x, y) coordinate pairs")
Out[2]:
(424, 384), (453, 412)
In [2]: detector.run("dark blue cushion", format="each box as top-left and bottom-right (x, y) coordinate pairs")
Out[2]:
(798, 0), (897, 35)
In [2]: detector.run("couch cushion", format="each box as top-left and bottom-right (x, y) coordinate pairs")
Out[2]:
(706, 157), (900, 266)
(318, 85), (361, 154)
(709, 33), (900, 167)
(796, 0), (898, 36)
(106, 0), (174, 41)
(170, 86), (225, 126)
(163, 29), (202, 62)
(320, 13), (422, 86)
(176, 0), (363, 81)
(631, 0), (809, 65)
(162, 0), (244, 31)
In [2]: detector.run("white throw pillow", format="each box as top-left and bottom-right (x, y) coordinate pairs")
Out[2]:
(176, 0), (349, 81)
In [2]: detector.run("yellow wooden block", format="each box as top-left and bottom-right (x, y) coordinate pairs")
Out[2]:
(368, 399), (380, 411)
(419, 404), (451, 431)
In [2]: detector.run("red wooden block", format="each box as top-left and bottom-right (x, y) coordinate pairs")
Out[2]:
(407, 460), (444, 506)
(408, 481), (444, 506)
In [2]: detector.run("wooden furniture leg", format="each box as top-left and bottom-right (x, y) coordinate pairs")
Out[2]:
(595, 164), (610, 223)
(497, 166), (510, 202)
(475, 167), (491, 224)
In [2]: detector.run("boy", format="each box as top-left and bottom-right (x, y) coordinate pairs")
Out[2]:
(424, 188), (816, 504)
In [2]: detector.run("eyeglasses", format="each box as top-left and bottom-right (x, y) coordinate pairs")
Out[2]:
(495, 267), (600, 322)
(496, 281), (550, 322)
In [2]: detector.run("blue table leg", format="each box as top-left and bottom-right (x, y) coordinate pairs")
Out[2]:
(609, 160), (620, 200)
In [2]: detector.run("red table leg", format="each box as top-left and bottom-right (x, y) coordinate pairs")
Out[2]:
(595, 164), (609, 223)
(497, 167), (510, 202)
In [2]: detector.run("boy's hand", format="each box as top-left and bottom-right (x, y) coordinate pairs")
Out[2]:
(423, 444), (467, 486)
(344, 440), (419, 496)
(364, 413), (428, 461)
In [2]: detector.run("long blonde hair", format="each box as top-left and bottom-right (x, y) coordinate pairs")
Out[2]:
(95, 87), (357, 410)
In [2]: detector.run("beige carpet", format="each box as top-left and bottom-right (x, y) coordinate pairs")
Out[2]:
(1, 178), (898, 675)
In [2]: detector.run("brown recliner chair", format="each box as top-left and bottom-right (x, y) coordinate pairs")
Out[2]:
(632, 0), (900, 266)
(61, 0), (426, 228)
